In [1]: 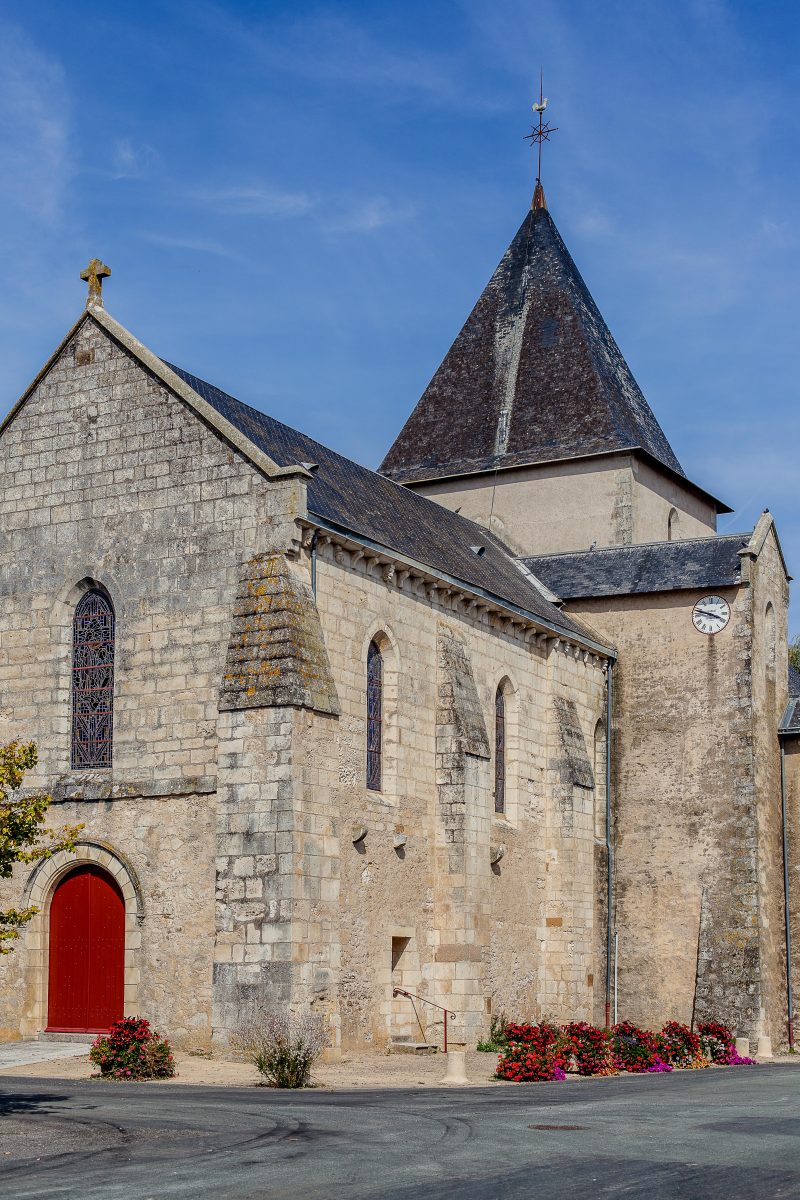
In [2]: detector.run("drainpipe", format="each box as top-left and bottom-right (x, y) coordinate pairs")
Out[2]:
(310, 530), (319, 598)
(780, 734), (795, 1050)
(605, 661), (614, 1029)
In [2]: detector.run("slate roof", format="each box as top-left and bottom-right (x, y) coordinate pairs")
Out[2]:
(163, 362), (594, 643)
(381, 201), (696, 490)
(780, 694), (800, 735)
(522, 534), (751, 600)
(789, 663), (800, 699)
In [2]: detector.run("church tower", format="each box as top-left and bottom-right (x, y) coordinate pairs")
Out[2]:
(380, 180), (729, 556)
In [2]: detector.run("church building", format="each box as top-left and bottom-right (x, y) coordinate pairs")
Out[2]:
(0, 162), (795, 1054)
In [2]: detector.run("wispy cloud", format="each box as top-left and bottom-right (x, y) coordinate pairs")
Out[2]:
(325, 197), (417, 234)
(111, 138), (159, 180)
(188, 183), (416, 235)
(139, 231), (240, 259)
(191, 185), (315, 218)
(195, 4), (508, 111)
(0, 25), (71, 225)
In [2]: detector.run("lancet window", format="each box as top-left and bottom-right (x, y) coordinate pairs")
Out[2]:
(366, 639), (383, 791)
(71, 590), (115, 769)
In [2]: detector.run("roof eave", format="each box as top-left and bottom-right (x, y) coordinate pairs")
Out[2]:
(306, 511), (616, 659)
(389, 446), (732, 515)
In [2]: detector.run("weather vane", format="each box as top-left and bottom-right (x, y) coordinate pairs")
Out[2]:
(524, 70), (558, 189)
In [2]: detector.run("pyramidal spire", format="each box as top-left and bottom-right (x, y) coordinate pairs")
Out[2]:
(380, 120), (686, 487)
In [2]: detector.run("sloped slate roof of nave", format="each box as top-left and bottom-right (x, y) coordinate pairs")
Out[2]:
(380, 202), (688, 487)
(523, 533), (751, 600)
(163, 361), (592, 641)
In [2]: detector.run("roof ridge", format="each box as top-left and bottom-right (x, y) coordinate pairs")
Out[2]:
(162, 360), (607, 645)
(523, 531), (752, 561)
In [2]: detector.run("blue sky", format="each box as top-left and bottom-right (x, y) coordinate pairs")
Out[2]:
(1, 1), (799, 627)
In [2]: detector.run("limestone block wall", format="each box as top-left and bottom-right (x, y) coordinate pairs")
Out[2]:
(747, 526), (790, 1045)
(0, 792), (215, 1045)
(409, 453), (716, 558)
(0, 315), (301, 1043)
(567, 550), (789, 1044)
(308, 538), (607, 1049)
(783, 738), (800, 1044)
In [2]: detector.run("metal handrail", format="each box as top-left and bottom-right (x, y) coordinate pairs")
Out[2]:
(392, 988), (457, 1052)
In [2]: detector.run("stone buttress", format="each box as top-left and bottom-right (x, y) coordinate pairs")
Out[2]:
(213, 528), (341, 1044)
(433, 624), (491, 1044)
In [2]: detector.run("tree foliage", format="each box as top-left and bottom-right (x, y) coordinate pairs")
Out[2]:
(789, 636), (800, 673)
(0, 742), (82, 953)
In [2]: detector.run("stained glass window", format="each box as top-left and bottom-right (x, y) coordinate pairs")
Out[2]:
(71, 590), (115, 769)
(366, 639), (383, 791)
(494, 687), (506, 814)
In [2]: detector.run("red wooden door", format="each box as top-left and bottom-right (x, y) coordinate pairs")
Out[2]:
(47, 865), (125, 1033)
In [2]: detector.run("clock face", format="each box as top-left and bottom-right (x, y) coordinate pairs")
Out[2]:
(692, 595), (730, 635)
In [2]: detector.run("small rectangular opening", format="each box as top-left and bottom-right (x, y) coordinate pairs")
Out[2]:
(391, 936), (410, 974)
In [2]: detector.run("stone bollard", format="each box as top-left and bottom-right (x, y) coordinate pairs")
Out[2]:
(735, 1037), (750, 1059)
(756, 1035), (773, 1060)
(439, 1044), (469, 1085)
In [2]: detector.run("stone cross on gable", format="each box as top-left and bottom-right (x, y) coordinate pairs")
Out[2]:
(80, 258), (112, 308)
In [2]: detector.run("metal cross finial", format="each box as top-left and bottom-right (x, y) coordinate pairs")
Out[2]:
(80, 258), (112, 308)
(524, 70), (557, 207)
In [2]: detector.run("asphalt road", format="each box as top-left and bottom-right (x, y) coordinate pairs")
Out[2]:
(2, 1064), (799, 1199)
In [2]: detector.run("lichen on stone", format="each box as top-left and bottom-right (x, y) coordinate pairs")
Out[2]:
(219, 553), (339, 715)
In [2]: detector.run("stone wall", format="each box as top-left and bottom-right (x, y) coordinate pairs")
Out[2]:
(307, 538), (607, 1049)
(566, 524), (790, 1045)
(0, 312), (610, 1053)
(0, 315), (293, 1044)
(409, 453), (716, 558)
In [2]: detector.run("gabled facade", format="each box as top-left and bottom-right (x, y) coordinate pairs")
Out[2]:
(0, 301), (611, 1050)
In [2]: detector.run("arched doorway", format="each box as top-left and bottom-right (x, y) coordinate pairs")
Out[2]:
(47, 865), (125, 1033)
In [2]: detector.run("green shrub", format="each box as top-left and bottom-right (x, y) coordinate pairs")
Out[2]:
(232, 1007), (328, 1088)
(90, 1017), (175, 1081)
(477, 1012), (509, 1052)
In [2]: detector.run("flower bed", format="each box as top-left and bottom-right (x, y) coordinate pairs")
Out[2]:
(563, 1021), (616, 1076)
(494, 1017), (756, 1083)
(698, 1020), (757, 1065)
(90, 1016), (175, 1081)
(611, 1021), (672, 1073)
(494, 1021), (567, 1082)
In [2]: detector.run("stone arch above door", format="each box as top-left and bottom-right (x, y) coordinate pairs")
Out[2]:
(20, 842), (143, 1036)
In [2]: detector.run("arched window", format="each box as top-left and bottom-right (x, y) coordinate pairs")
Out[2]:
(366, 639), (383, 791)
(71, 590), (115, 769)
(494, 686), (506, 814)
(667, 508), (679, 542)
(594, 720), (607, 841)
(765, 603), (777, 676)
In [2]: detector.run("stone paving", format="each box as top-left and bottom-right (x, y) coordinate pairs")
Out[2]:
(0, 1040), (93, 1069)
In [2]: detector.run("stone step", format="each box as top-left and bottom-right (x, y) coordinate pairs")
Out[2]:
(390, 1040), (438, 1054)
(38, 1031), (97, 1044)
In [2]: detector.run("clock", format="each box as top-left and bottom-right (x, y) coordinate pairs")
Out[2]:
(692, 595), (730, 635)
